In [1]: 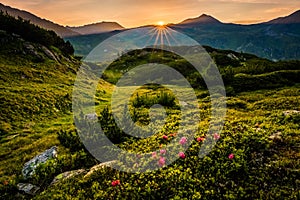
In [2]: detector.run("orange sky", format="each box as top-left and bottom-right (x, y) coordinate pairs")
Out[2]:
(1, 0), (300, 27)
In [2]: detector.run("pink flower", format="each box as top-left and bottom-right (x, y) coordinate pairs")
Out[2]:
(197, 137), (205, 142)
(152, 152), (157, 158)
(160, 149), (166, 155)
(158, 157), (166, 166)
(111, 180), (120, 186)
(162, 135), (168, 140)
(228, 153), (234, 160)
(214, 133), (220, 140)
(179, 137), (187, 145)
(178, 152), (185, 159)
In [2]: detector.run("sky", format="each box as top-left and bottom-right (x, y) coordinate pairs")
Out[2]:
(1, 0), (300, 27)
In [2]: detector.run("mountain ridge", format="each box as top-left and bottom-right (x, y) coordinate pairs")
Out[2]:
(0, 3), (125, 37)
(67, 21), (124, 35)
(0, 3), (79, 37)
(265, 10), (300, 24)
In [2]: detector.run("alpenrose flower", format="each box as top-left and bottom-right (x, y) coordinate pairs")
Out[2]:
(152, 152), (157, 158)
(160, 149), (166, 155)
(158, 157), (166, 166)
(179, 137), (187, 145)
(228, 153), (235, 160)
(178, 152), (186, 159)
(111, 180), (120, 186)
(162, 135), (168, 140)
(214, 133), (220, 140)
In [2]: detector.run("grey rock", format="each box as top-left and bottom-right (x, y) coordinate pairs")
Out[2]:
(17, 183), (40, 195)
(179, 101), (188, 107)
(85, 113), (98, 120)
(22, 146), (58, 179)
(84, 160), (117, 178)
(283, 110), (300, 116)
(50, 169), (86, 185)
(41, 46), (58, 61)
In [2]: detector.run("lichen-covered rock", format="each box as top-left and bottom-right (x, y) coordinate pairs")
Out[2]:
(283, 110), (300, 116)
(22, 146), (58, 179)
(50, 169), (86, 185)
(84, 161), (117, 178)
(41, 46), (58, 61)
(17, 183), (40, 195)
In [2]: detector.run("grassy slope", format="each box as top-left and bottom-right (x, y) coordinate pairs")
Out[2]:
(0, 35), (299, 199)
(32, 85), (300, 199)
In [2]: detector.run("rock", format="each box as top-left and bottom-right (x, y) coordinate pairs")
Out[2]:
(17, 183), (40, 195)
(41, 46), (58, 61)
(84, 113), (98, 120)
(227, 53), (239, 60)
(84, 161), (117, 178)
(283, 110), (300, 116)
(269, 132), (282, 142)
(179, 101), (188, 107)
(50, 169), (86, 185)
(22, 146), (58, 179)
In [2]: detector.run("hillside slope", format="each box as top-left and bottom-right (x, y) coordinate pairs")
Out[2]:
(0, 12), (80, 133)
(0, 3), (79, 37)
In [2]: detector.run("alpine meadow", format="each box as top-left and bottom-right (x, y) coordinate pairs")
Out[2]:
(0, 2), (300, 200)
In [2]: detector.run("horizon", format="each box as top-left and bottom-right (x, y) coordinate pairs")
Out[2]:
(1, 1), (300, 28)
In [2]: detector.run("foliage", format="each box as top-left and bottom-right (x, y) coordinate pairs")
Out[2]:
(0, 11), (74, 55)
(0, 28), (300, 199)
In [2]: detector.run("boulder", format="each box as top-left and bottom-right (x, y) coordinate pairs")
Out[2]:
(283, 110), (300, 116)
(22, 146), (58, 179)
(84, 160), (117, 178)
(41, 46), (58, 61)
(17, 183), (40, 195)
(50, 169), (86, 185)
(84, 113), (98, 120)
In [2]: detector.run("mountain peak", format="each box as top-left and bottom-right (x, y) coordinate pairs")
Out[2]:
(179, 14), (221, 25)
(266, 10), (300, 24)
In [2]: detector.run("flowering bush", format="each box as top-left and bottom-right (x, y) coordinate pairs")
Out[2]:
(228, 153), (235, 160)
(178, 152), (186, 159)
(179, 137), (187, 145)
(111, 180), (120, 187)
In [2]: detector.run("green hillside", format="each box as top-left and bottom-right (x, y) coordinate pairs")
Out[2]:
(0, 12), (300, 200)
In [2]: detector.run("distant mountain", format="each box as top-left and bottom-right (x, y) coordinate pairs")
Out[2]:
(266, 10), (300, 24)
(68, 22), (124, 35)
(179, 14), (222, 25)
(171, 10), (300, 60)
(0, 3), (79, 37)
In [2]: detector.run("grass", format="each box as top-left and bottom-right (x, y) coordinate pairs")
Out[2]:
(26, 84), (299, 199)
(0, 38), (299, 199)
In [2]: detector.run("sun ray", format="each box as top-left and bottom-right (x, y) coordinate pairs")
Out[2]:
(165, 27), (181, 46)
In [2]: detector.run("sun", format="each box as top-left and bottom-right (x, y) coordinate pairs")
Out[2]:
(157, 21), (165, 26)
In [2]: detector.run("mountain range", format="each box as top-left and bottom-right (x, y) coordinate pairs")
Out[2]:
(0, 3), (124, 37)
(171, 11), (300, 60)
(1, 3), (300, 60)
